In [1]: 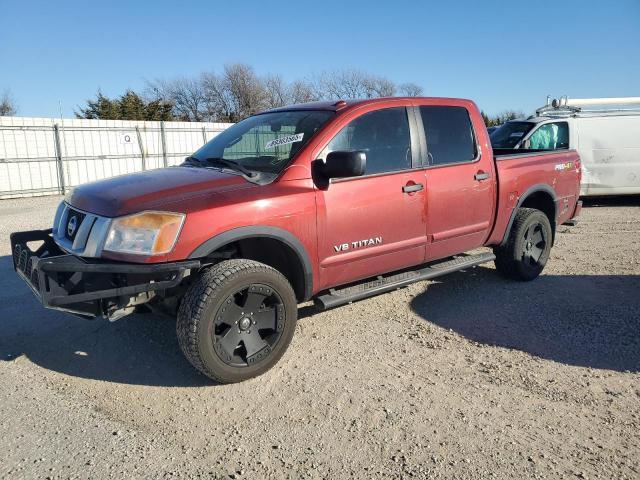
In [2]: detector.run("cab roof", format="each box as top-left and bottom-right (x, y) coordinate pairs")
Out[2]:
(263, 96), (474, 114)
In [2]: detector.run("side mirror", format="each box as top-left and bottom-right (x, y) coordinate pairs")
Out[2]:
(322, 150), (366, 179)
(312, 150), (366, 190)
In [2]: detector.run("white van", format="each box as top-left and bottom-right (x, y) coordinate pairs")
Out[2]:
(490, 97), (640, 196)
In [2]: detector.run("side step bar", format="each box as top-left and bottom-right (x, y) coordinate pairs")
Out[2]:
(314, 251), (495, 310)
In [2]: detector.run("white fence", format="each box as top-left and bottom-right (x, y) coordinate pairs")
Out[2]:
(0, 116), (233, 199)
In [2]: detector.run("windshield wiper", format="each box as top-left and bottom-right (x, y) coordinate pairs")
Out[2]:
(183, 156), (208, 167)
(184, 156), (255, 177)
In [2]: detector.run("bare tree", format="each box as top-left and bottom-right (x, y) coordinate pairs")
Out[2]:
(398, 82), (424, 97)
(146, 77), (207, 121)
(224, 63), (268, 120)
(263, 76), (319, 108)
(0, 89), (17, 116)
(144, 65), (423, 122)
(485, 109), (525, 127)
(203, 71), (229, 122)
(263, 74), (289, 109)
(200, 64), (269, 122)
(289, 80), (318, 104)
(201, 72), (234, 122)
(363, 75), (396, 97)
(314, 69), (396, 99)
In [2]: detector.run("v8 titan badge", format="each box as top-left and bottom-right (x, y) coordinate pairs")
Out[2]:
(334, 236), (383, 253)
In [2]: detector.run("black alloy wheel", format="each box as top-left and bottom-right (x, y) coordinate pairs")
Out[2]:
(177, 259), (298, 383)
(493, 207), (553, 281)
(213, 283), (285, 367)
(521, 221), (547, 268)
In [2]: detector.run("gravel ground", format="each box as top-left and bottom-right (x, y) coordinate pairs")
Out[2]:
(0, 195), (639, 480)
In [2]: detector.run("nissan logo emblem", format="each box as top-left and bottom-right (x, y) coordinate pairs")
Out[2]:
(67, 215), (78, 237)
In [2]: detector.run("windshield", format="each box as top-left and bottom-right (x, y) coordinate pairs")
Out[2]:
(188, 110), (334, 177)
(490, 121), (535, 148)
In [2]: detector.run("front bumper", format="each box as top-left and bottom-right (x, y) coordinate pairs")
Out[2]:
(10, 229), (199, 319)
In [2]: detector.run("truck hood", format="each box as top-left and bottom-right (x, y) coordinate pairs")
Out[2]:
(65, 167), (251, 217)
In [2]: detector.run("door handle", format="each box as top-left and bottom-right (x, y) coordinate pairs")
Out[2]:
(402, 183), (424, 193)
(474, 172), (490, 181)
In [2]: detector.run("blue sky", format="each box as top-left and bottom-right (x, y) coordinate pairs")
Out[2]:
(1, 0), (639, 118)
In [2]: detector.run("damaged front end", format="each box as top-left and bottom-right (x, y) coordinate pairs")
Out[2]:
(10, 229), (199, 320)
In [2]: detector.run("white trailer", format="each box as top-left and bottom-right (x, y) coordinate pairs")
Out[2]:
(490, 97), (640, 196)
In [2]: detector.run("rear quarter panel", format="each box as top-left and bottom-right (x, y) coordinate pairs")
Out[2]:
(486, 150), (581, 245)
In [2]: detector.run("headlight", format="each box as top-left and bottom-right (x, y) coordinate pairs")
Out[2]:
(104, 211), (185, 255)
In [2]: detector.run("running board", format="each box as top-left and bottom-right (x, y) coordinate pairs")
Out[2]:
(314, 252), (495, 311)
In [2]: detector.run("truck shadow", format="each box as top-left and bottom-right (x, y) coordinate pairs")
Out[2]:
(581, 194), (640, 207)
(0, 255), (214, 387)
(3, 252), (638, 385)
(0, 255), (318, 388)
(410, 267), (640, 373)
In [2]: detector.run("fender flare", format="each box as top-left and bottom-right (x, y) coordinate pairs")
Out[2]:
(500, 184), (558, 246)
(189, 226), (314, 300)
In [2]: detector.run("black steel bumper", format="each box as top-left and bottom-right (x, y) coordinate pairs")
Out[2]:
(10, 229), (200, 319)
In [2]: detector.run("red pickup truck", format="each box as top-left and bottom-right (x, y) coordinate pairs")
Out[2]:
(11, 97), (582, 383)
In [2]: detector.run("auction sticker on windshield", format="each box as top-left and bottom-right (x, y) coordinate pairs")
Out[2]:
(265, 133), (304, 149)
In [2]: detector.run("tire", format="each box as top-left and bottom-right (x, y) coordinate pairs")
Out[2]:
(177, 259), (297, 383)
(493, 208), (553, 281)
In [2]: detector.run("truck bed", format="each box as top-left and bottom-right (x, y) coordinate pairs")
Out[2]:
(485, 148), (582, 246)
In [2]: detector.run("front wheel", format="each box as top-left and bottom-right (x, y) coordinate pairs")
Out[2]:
(493, 207), (553, 281)
(177, 259), (298, 383)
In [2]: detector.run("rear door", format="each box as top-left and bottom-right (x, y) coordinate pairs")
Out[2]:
(314, 106), (428, 289)
(416, 104), (496, 261)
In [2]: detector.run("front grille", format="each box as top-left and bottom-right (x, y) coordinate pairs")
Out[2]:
(53, 202), (112, 258)
(65, 209), (86, 241)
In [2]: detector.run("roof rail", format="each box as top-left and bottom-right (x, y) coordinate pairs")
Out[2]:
(536, 96), (640, 117)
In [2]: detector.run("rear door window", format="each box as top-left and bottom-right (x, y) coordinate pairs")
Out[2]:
(419, 106), (478, 166)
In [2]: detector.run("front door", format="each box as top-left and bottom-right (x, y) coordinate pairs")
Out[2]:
(315, 107), (428, 290)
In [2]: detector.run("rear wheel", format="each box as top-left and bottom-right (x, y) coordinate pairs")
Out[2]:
(494, 207), (552, 281)
(177, 259), (297, 383)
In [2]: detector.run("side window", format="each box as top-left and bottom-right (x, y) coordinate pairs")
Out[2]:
(525, 122), (569, 150)
(419, 106), (477, 166)
(324, 107), (412, 175)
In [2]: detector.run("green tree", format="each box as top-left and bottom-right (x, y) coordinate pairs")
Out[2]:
(483, 109), (525, 127)
(75, 90), (174, 121)
(481, 110), (490, 126)
(0, 89), (18, 116)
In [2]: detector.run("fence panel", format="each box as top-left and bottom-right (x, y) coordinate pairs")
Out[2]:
(0, 116), (232, 199)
